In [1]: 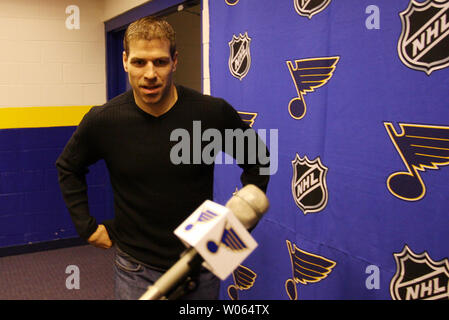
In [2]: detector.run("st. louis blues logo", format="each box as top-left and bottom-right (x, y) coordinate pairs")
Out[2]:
(294, 0), (332, 19)
(184, 209), (219, 231)
(291, 154), (329, 214)
(286, 57), (339, 119)
(227, 265), (257, 300)
(384, 122), (449, 201)
(390, 245), (449, 300)
(398, 0), (449, 75)
(285, 240), (336, 300)
(238, 111), (257, 128)
(229, 32), (252, 80)
(207, 225), (247, 253)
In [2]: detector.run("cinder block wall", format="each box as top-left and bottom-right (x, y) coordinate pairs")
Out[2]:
(0, 0), (112, 248)
(0, 0), (106, 108)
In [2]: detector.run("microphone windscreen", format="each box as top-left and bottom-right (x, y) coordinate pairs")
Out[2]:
(225, 184), (269, 229)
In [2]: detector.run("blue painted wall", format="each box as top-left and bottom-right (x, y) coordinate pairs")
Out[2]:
(0, 126), (112, 248)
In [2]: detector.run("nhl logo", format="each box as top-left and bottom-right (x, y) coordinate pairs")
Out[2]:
(390, 245), (449, 300)
(291, 154), (329, 214)
(228, 32), (252, 80)
(398, 0), (449, 75)
(294, 0), (332, 19)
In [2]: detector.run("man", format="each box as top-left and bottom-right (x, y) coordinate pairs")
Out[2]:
(56, 16), (269, 300)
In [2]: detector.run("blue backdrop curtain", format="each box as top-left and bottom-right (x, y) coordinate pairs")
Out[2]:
(209, 0), (449, 300)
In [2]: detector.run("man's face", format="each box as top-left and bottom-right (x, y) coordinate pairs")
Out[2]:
(123, 38), (178, 110)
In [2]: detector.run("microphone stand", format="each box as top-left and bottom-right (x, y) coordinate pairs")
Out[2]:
(139, 185), (269, 300)
(139, 247), (203, 300)
(165, 274), (199, 300)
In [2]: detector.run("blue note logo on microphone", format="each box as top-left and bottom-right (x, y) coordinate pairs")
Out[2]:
(174, 199), (258, 280)
(185, 209), (219, 231)
(207, 224), (248, 253)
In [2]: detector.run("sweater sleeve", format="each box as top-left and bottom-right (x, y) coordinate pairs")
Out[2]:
(219, 100), (270, 194)
(55, 108), (102, 240)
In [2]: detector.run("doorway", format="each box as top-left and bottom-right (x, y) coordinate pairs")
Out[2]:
(105, 0), (201, 100)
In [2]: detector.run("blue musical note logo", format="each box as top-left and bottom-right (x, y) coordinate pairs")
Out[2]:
(207, 226), (247, 254)
(285, 240), (336, 300)
(237, 111), (257, 128)
(384, 122), (449, 201)
(185, 209), (219, 231)
(227, 265), (257, 300)
(286, 56), (339, 119)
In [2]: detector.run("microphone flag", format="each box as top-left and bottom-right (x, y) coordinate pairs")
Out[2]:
(174, 200), (258, 280)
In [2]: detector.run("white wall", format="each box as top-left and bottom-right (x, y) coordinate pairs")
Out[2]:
(0, 0), (201, 108)
(102, 0), (150, 22)
(0, 0), (110, 107)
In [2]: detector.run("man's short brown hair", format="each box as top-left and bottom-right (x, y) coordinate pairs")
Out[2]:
(123, 16), (176, 58)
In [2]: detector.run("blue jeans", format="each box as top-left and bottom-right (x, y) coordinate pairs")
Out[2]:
(114, 246), (221, 300)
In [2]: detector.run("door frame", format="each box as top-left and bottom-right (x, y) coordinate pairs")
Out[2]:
(104, 0), (201, 100)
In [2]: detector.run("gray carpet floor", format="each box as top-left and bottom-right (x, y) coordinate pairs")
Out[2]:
(0, 245), (115, 300)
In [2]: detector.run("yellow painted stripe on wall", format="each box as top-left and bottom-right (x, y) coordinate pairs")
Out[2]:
(0, 106), (94, 129)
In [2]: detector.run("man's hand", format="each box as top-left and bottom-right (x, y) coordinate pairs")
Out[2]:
(87, 224), (112, 249)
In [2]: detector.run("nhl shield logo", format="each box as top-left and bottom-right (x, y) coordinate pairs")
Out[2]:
(291, 154), (329, 214)
(294, 0), (332, 19)
(228, 32), (251, 80)
(398, 0), (449, 75)
(390, 245), (449, 300)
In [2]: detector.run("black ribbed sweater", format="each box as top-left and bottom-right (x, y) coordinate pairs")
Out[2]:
(56, 86), (269, 269)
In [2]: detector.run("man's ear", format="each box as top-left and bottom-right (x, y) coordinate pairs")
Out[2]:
(123, 51), (128, 72)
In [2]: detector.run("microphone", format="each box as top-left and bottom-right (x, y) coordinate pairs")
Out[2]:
(225, 184), (268, 230)
(138, 184), (269, 300)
